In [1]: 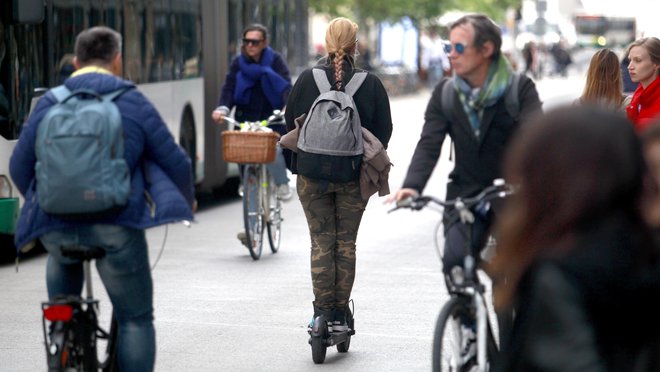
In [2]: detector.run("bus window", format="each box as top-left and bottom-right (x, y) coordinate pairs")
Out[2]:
(0, 20), (9, 139)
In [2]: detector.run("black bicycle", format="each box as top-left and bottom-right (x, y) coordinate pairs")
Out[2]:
(42, 246), (118, 372)
(391, 179), (514, 372)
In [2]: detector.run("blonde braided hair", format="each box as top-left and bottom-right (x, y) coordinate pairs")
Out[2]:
(324, 17), (358, 90)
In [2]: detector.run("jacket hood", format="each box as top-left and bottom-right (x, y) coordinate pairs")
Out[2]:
(64, 72), (135, 94)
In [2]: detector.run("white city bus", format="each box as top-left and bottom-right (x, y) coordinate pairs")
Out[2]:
(0, 0), (309, 253)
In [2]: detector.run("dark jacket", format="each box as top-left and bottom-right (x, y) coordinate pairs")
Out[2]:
(495, 215), (660, 371)
(10, 72), (194, 250)
(402, 75), (542, 200)
(284, 58), (393, 174)
(219, 49), (291, 122)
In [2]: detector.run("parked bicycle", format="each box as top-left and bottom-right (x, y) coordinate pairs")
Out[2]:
(390, 179), (514, 372)
(42, 245), (118, 372)
(222, 111), (285, 260)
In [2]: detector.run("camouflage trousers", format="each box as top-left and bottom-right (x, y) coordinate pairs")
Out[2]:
(297, 175), (368, 311)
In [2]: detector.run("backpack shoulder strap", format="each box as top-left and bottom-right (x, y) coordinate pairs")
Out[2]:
(505, 73), (521, 121)
(312, 68), (332, 94)
(50, 85), (71, 102)
(441, 78), (456, 123)
(440, 78), (457, 162)
(344, 72), (368, 96)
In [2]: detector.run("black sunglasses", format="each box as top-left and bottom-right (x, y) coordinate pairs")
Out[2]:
(242, 38), (264, 46)
(444, 42), (469, 54)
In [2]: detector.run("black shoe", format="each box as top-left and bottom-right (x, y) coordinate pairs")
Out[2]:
(332, 309), (348, 332)
(310, 303), (334, 333)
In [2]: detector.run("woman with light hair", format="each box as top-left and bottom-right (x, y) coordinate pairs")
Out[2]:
(284, 17), (393, 334)
(577, 48), (630, 111)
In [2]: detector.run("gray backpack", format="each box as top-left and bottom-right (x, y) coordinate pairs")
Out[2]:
(35, 85), (131, 218)
(296, 68), (367, 182)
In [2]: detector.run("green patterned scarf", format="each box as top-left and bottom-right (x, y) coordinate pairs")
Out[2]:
(454, 54), (513, 137)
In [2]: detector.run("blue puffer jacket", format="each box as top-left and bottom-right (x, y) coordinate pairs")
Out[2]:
(9, 72), (194, 250)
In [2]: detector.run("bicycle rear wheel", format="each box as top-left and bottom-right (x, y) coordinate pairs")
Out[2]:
(44, 320), (73, 371)
(98, 314), (119, 372)
(433, 296), (470, 372)
(242, 165), (264, 260)
(266, 176), (282, 253)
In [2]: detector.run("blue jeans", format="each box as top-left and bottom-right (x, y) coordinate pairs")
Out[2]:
(267, 146), (289, 186)
(41, 225), (155, 372)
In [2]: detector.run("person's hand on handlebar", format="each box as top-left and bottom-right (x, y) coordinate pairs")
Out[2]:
(211, 110), (224, 124)
(384, 188), (419, 204)
(212, 106), (230, 124)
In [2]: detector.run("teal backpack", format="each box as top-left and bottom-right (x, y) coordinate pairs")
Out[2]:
(35, 86), (132, 218)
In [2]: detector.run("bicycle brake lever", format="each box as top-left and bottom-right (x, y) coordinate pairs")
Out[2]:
(388, 197), (414, 213)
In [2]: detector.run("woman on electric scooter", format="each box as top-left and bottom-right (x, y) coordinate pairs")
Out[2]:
(284, 17), (393, 333)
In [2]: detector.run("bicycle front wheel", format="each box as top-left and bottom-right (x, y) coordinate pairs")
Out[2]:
(242, 165), (264, 260)
(433, 296), (470, 372)
(266, 176), (282, 253)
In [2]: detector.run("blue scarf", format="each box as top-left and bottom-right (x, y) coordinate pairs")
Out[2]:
(234, 47), (291, 109)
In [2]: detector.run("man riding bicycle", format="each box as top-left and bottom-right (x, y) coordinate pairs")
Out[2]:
(10, 26), (195, 372)
(389, 13), (542, 287)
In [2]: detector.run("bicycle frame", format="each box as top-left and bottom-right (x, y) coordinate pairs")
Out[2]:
(225, 112), (284, 259)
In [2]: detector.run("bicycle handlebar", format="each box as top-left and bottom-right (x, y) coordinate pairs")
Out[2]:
(224, 109), (285, 131)
(389, 179), (515, 223)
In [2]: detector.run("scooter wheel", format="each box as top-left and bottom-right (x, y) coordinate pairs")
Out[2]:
(311, 316), (328, 364)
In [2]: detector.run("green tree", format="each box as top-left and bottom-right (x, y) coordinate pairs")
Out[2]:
(309, 0), (520, 25)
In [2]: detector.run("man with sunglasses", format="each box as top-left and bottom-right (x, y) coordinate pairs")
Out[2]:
(390, 14), (542, 289)
(212, 24), (293, 245)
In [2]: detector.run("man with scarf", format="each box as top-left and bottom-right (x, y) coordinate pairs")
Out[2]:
(389, 14), (542, 287)
(212, 24), (293, 245)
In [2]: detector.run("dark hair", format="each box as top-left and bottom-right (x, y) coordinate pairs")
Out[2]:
(242, 23), (268, 41)
(74, 26), (121, 66)
(492, 105), (647, 308)
(450, 13), (502, 60)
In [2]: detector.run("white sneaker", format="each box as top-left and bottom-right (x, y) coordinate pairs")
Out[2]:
(276, 184), (293, 200)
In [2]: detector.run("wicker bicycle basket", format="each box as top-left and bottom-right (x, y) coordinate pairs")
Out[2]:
(221, 130), (280, 164)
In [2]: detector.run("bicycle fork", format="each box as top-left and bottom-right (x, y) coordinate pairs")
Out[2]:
(474, 291), (488, 372)
(260, 166), (271, 223)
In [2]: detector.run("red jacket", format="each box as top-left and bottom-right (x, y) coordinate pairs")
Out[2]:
(627, 76), (660, 132)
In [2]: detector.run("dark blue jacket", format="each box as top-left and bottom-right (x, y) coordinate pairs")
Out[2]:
(218, 49), (291, 122)
(9, 72), (194, 250)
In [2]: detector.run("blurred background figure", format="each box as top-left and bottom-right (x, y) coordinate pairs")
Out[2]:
(56, 54), (76, 84)
(576, 48), (630, 111)
(626, 37), (660, 132)
(522, 41), (538, 79)
(356, 39), (373, 71)
(491, 105), (660, 371)
(621, 55), (639, 95)
(549, 38), (572, 77)
(419, 26), (450, 88)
